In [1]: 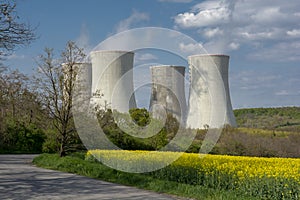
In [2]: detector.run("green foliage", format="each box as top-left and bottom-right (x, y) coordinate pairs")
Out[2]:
(97, 108), (171, 150)
(42, 129), (60, 153)
(234, 107), (300, 131)
(129, 108), (150, 127)
(0, 121), (45, 153)
(186, 127), (300, 158)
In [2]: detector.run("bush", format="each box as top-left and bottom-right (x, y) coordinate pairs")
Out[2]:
(0, 121), (45, 153)
(42, 129), (60, 153)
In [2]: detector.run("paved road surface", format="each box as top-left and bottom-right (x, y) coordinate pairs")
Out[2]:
(0, 155), (189, 200)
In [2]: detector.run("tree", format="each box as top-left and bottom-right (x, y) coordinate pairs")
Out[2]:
(37, 41), (85, 157)
(0, 0), (35, 59)
(0, 67), (46, 153)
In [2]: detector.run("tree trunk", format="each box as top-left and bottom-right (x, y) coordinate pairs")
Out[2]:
(59, 143), (66, 157)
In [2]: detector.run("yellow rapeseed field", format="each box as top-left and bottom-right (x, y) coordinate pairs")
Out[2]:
(86, 150), (300, 199)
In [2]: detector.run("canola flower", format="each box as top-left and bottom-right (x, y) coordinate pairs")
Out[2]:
(86, 150), (300, 199)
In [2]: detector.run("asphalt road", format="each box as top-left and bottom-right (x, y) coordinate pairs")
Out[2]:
(0, 154), (189, 200)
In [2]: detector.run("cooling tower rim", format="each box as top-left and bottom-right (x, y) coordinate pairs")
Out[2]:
(89, 50), (134, 55)
(188, 54), (229, 58)
(150, 65), (186, 69)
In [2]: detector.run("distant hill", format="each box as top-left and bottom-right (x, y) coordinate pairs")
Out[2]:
(234, 106), (300, 131)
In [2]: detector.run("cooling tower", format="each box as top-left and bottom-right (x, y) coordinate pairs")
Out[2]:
(90, 50), (136, 112)
(62, 63), (92, 99)
(149, 65), (187, 123)
(186, 54), (237, 129)
(62, 62), (92, 108)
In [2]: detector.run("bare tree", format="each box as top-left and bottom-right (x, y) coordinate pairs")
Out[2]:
(37, 41), (85, 157)
(0, 0), (35, 58)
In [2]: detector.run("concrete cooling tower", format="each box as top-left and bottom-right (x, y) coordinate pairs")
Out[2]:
(90, 50), (136, 113)
(186, 54), (236, 129)
(149, 65), (187, 123)
(62, 62), (92, 105)
(61, 63), (92, 112)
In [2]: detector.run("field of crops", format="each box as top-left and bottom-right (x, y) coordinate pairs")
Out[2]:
(86, 150), (300, 199)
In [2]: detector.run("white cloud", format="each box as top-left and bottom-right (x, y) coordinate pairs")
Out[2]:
(115, 10), (149, 33)
(250, 7), (285, 24)
(134, 53), (158, 65)
(135, 53), (158, 62)
(228, 42), (240, 50)
(287, 29), (300, 37)
(173, 0), (300, 58)
(158, 0), (193, 3)
(202, 27), (223, 38)
(179, 42), (204, 54)
(175, 3), (230, 28)
(239, 29), (284, 40)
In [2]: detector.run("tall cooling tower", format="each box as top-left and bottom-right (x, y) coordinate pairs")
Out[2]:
(149, 65), (187, 123)
(62, 62), (92, 108)
(90, 50), (136, 112)
(186, 54), (236, 129)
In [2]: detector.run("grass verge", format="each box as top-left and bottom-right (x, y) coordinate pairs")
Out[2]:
(33, 153), (258, 200)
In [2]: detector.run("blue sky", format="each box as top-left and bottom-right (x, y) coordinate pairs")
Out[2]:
(5, 0), (300, 109)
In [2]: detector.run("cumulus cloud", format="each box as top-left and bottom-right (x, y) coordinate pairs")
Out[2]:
(134, 53), (158, 65)
(287, 29), (300, 38)
(175, 1), (231, 28)
(202, 27), (223, 38)
(115, 10), (149, 33)
(174, 0), (300, 59)
(179, 42), (204, 54)
(228, 42), (240, 50)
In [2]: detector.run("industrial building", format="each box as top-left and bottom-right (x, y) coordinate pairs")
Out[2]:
(186, 54), (237, 129)
(149, 65), (187, 123)
(89, 50), (136, 113)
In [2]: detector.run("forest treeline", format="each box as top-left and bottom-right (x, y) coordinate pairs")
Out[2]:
(0, 63), (299, 157)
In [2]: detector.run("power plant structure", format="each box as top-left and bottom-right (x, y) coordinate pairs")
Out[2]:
(149, 65), (187, 123)
(62, 62), (92, 108)
(69, 50), (236, 129)
(89, 50), (136, 113)
(186, 54), (237, 129)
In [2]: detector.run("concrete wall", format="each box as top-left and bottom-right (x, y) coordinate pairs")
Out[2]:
(149, 65), (187, 123)
(90, 50), (136, 112)
(186, 54), (236, 129)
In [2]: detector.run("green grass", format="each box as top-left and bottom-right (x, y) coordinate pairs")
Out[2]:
(33, 153), (259, 200)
